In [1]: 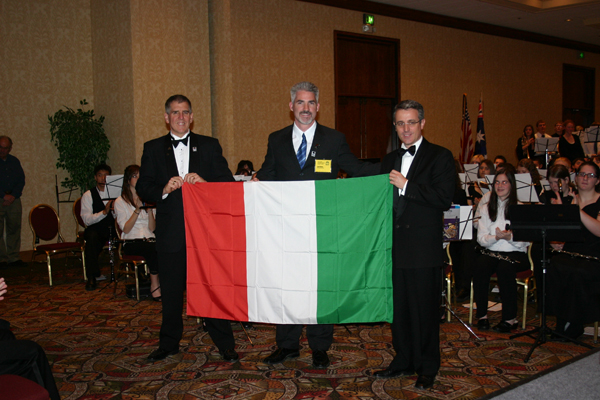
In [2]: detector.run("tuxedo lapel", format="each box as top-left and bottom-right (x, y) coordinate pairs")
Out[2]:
(188, 133), (201, 173)
(164, 134), (179, 178)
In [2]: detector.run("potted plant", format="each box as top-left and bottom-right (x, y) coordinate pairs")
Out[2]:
(49, 100), (110, 194)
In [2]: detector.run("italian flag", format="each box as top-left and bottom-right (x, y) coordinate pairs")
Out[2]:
(183, 174), (393, 324)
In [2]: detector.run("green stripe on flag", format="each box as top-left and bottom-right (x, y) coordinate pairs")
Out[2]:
(314, 174), (394, 324)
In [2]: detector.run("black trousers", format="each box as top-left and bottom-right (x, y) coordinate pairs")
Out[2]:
(473, 251), (529, 321)
(157, 248), (235, 352)
(84, 228), (110, 278)
(275, 323), (333, 352)
(0, 321), (60, 400)
(123, 241), (158, 274)
(389, 266), (442, 376)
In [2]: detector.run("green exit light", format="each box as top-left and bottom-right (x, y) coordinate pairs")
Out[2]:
(363, 14), (374, 25)
(579, 52), (585, 59)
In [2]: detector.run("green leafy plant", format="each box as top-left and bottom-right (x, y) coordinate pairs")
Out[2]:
(49, 100), (110, 194)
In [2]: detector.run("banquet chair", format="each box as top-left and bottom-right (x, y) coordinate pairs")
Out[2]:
(113, 220), (148, 301)
(469, 243), (535, 330)
(0, 374), (49, 400)
(29, 204), (86, 286)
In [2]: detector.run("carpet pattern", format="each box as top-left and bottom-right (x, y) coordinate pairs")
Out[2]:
(1, 258), (597, 399)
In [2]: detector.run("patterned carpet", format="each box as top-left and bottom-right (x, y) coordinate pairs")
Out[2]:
(1, 255), (597, 399)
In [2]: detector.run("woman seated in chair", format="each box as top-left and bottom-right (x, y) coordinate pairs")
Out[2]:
(547, 161), (600, 339)
(474, 167), (529, 333)
(545, 164), (574, 205)
(114, 165), (161, 301)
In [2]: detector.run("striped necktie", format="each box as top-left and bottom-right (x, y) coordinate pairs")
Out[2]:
(297, 133), (307, 169)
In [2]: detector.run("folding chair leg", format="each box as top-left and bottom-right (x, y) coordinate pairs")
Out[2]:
(469, 280), (474, 325)
(522, 283), (528, 330)
(82, 249), (87, 282)
(594, 321), (598, 344)
(46, 254), (53, 287)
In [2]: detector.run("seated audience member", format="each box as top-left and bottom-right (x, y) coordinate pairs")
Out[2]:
(235, 168), (250, 176)
(473, 168), (529, 333)
(546, 162), (600, 339)
(494, 155), (506, 168)
(516, 158), (544, 201)
(545, 164), (574, 205)
(0, 277), (61, 400)
(572, 157), (585, 172)
(470, 154), (484, 165)
(114, 165), (161, 301)
(532, 158), (543, 169)
(516, 124), (535, 161)
(468, 160), (495, 208)
(552, 121), (564, 137)
(81, 164), (114, 291)
(559, 120), (585, 162)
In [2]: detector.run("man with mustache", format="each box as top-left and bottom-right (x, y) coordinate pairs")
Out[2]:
(254, 81), (379, 368)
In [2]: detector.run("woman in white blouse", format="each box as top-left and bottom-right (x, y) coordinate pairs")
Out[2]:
(473, 167), (529, 333)
(114, 165), (161, 301)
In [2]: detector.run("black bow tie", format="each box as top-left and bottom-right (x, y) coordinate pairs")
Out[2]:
(400, 146), (416, 156)
(171, 136), (188, 148)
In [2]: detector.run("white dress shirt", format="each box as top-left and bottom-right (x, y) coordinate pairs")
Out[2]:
(113, 196), (155, 240)
(292, 122), (317, 163)
(398, 136), (423, 196)
(81, 187), (111, 227)
(171, 131), (190, 178)
(476, 198), (528, 253)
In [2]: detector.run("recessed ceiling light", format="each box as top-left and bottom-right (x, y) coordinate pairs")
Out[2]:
(566, 18), (572, 22)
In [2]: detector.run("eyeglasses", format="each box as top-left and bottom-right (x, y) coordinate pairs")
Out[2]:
(394, 120), (421, 128)
(577, 172), (597, 179)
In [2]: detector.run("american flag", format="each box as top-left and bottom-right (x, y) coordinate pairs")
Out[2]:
(474, 95), (487, 158)
(460, 94), (473, 164)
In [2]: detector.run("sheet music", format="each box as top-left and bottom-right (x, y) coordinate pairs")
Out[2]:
(105, 174), (123, 199)
(443, 205), (473, 241)
(515, 173), (539, 203)
(463, 164), (479, 183)
(534, 137), (559, 156)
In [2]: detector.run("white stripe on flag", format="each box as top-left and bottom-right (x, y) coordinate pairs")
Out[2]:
(244, 181), (319, 324)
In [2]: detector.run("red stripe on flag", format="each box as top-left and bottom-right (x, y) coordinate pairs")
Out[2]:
(183, 182), (249, 321)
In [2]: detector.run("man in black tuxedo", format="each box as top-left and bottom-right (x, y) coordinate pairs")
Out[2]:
(255, 81), (379, 368)
(373, 100), (454, 390)
(137, 95), (238, 362)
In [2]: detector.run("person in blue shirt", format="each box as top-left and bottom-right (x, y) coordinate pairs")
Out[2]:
(0, 136), (25, 268)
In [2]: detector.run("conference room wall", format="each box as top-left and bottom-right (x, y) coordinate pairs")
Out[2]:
(2, 0), (599, 251)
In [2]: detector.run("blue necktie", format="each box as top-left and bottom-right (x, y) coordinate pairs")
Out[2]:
(297, 133), (307, 169)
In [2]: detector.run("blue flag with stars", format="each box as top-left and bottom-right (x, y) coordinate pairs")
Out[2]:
(474, 96), (487, 158)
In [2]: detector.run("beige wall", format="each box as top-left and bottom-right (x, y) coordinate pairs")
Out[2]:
(2, 0), (600, 251)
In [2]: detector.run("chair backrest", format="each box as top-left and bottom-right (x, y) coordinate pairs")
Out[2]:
(73, 197), (86, 229)
(29, 204), (63, 246)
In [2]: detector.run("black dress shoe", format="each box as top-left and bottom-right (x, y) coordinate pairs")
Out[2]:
(85, 277), (97, 291)
(147, 348), (179, 361)
(312, 350), (330, 368)
(477, 319), (490, 330)
(415, 374), (435, 389)
(493, 321), (518, 333)
(372, 367), (413, 379)
(220, 348), (239, 362)
(263, 348), (300, 364)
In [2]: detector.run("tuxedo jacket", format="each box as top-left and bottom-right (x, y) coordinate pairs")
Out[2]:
(137, 132), (233, 253)
(256, 123), (380, 181)
(381, 138), (455, 269)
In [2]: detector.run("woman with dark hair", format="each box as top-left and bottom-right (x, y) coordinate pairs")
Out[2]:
(558, 120), (585, 162)
(545, 164), (574, 205)
(473, 168), (529, 333)
(113, 165), (161, 301)
(516, 124), (535, 161)
(546, 161), (600, 339)
(468, 159), (495, 208)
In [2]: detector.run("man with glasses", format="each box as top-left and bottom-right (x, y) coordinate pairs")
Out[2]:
(373, 100), (454, 390)
(254, 81), (379, 369)
(0, 136), (25, 269)
(552, 121), (564, 138)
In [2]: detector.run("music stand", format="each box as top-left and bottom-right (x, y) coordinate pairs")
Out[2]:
(534, 138), (558, 168)
(514, 173), (539, 203)
(105, 174), (123, 200)
(508, 205), (591, 362)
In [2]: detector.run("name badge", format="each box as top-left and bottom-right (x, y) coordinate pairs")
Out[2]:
(315, 159), (332, 173)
